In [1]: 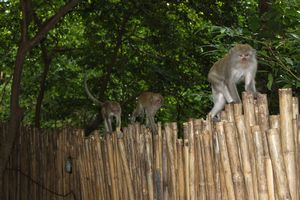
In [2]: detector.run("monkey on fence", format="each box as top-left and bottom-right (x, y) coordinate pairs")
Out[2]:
(131, 91), (163, 134)
(84, 74), (122, 134)
(208, 44), (258, 121)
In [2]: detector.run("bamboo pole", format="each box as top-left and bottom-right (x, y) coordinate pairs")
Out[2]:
(176, 139), (185, 200)
(145, 131), (154, 200)
(183, 139), (190, 200)
(242, 91), (259, 200)
(224, 122), (246, 199)
(215, 122), (235, 200)
(225, 103), (235, 122)
(267, 128), (292, 200)
(195, 132), (206, 200)
(235, 115), (255, 200)
(257, 93), (276, 200)
(279, 88), (297, 200)
(186, 120), (195, 200)
(165, 123), (177, 200)
(252, 125), (268, 200)
(202, 130), (216, 200)
(118, 135), (135, 200)
(212, 130), (222, 200)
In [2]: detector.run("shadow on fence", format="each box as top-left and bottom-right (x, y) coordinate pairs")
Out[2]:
(1, 88), (300, 200)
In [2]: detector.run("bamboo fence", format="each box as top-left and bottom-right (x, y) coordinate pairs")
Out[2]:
(1, 88), (299, 200)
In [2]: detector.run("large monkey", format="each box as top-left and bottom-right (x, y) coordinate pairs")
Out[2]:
(131, 91), (163, 134)
(84, 75), (121, 133)
(208, 44), (257, 121)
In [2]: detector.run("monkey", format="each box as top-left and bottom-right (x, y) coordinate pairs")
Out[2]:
(131, 91), (163, 134)
(84, 74), (121, 134)
(208, 44), (258, 121)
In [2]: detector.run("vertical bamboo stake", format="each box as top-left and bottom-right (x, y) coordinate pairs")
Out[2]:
(225, 103), (235, 122)
(162, 128), (169, 200)
(235, 115), (255, 200)
(257, 93), (276, 200)
(118, 135), (135, 200)
(292, 97), (299, 200)
(224, 122), (247, 199)
(233, 103), (243, 116)
(212, 130), (222, 200)
(270, 115), (280, 129)
(183, 139), (190, 200)
(106, 134), (118, 200)
(279, 88), (297, 200)
(195, 132), (206, 200)
(153, 133), (162, 200)
(145, 131), (154, 200)
(252, 126), (269, 200)
(216, 122), (235, 200)
(242, 91), (258, 200)
(165, 123), (177, 200)
(186, 120), (195, 200)
(202, 130), (216, 200)
(267, 128), (292, 200)
(176, 140), (184, 200)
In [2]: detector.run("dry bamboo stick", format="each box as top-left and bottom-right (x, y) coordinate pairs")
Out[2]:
(257, 93), (276, 200)
(235, 115), (255, 200)
(279, 88), (297, 200)
(225, 103), (235, 122)
(145, 131), (154, 200)
(106, 134), (118, 200)
(252, 126), (269, 200)
(233, 103), (243, 116)
(267, 128), (292, 200)
(176, 140), (185, 200)
(187, 120), (195, 200)
(195, 132), (206, 200)
(224, 122), (247, 199)
(212, 130), (222, 200)
(153, 134), (162, 200)
(165, 123), (177, 200)
(183, 139), (190, 200)
(162, 128), (169, 200)
(202, 130), (216, 200)
(215, 122), (235, 200)
(118, 135), (135, 200)
(242, 91), (259, 200)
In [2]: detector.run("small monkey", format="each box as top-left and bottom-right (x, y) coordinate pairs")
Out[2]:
(131, 91), (163, 134)
(84, 75), (121, 133)
(208, 44), (257, 121)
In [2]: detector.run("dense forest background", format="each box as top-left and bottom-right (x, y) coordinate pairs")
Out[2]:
(0, 0), (299, 131)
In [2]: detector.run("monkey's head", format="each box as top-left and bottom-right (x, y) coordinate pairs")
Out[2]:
(230, 44), (256, 64)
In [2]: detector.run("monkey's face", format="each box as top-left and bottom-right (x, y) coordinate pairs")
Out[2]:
(231, 44), (255, 64)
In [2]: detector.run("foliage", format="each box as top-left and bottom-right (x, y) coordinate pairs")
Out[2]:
(0, 0), (299, 129)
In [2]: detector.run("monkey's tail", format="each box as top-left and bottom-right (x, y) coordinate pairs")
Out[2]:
(84, 73), (103, 106)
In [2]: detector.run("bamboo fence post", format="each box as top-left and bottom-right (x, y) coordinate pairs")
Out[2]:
(153, 133), (162, 200)
(257, 93), (276, 200)
(117, 135), (135, 200)
(162, 128), (169, 200)
(270, 115), (280, 129)
(279, 88), (297, 200)
(267, 128), (292, 200)
(252, 126), (269, 200)
(235, 115), (255, 200)
(186, 120), (195, 200)
(106, 134), (118, 200)
(145, 131), (154, 200)
(212, 130), (222, 200)
(242, 91), (259, 200)
(233, 103), (243, 116)
(202, 130), (216, 200)
(165, 123), (177, 200)
(224, 122), (247, 200)
(216, 122), (235, 200)
(177, 139), (185, 200)
(194, 131), (206, 200)
(183, 139), (190, 200)
(225, 103), (235, 122)
(292, 97), (299, 200)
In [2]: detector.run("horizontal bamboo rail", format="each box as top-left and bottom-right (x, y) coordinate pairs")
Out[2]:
(1, 88), (299, 200)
